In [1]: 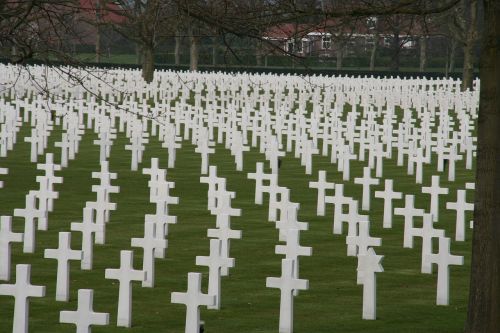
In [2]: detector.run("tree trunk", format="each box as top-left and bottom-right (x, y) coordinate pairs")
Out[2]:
(95, 0), (101, 63)
(189, 27), (199, 71)
(141, 45), (154, 83)
(419, 36), (427, 72)
(390, 31), (400, 72)
(95, 24), (101, 63)
(369, 33), (379, 71)
(135, 43), (142, 65)
(336, 46), (343, 70)
(174, 30), (181, 66)
(448, 37), (457, 73)
(465, 1), (500, 332)
(461, 0), (478, 91)
(256, 40), (263, 67)
(190, 36), (199, 71)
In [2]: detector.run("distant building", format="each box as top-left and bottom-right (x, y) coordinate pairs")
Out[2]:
(262, 19), (427, 58)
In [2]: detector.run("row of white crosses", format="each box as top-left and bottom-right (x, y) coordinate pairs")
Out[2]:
(43, 161), (117, 331)
(70, 161), (119, 271)
(2, 65), (478, 186)
(0, 150), (89, 332)
(24, 110), (53, 163)
(96, 65), (477, 195)
(309, 167), (469, 315)
(48, 158), (177, 331)
(93, 115), (117, 162)
(54, 157), (179, 331)
(134, 158), (178, 288)
(10, 153), (58, 257)
(0, 106), (21, 158)
(125, 119), (149, 171)
(248, 162), (312, 332)
(170, 165), (241, 333)
(310, 170), (384, 320)
(0, 136), (85, 333)
(55, 112), (84, 168)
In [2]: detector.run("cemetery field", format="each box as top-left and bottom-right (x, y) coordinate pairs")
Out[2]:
(0, 67), (475, 332)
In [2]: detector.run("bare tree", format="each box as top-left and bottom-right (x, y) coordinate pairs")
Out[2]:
(442, 0), (480, 90)
(366, 16), (380, 71)
(109, 0), (176, 82)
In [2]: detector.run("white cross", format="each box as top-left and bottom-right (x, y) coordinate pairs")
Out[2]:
(275, 202), (308, 242)
(91, 161), (118, 190)
(211, 188), (241, 218)
(44, 232), (82, 301)
(93, 131), (113, 162)
(149, 178), (178, 206)
(356, 248), (384, 320)
(394, 195), (425, 248)
(54, 133), (72, 167)
(425, 237), (464, 305)
(275, 228), (312, 295)
(91, 161), (119, 213)
(247, 162), (276, 205)
(230, 132), (250, 171)
(265, 136), (285, 174)
(194, 141), (215, 174)
(207, 214), (242, 276)
(0, 264), (45, 333)
(463, 137), (475, 170)
(446, 145), (463, 181)
(161, 128), (182, 168)
(374, 179), (402, 228)
(195, 239), (235, 309)
(59, 289), (110, 333)
(411, 147), (426, 184)
(145, 202), (177, 258)
(171, 272), (215, 333)
(354, 167), (380, 211)
(325, 184), (351, 235)
(13, 192), (47, 252)
(408, 213), (446, 273)
(0, 216), (23, 281)
(32, 177), (59, 214)
(200, 165), (222, 210)
(36, 153), (62, 186)
(105, 250), (146, 327)
(422, 175), (449, 222)
(124, 134), (148, 171)
(342, 146), (357, 181)
(341, 200), (369, 252)
(446, 189), (474, 241)
(86, 187), (116, 244)
(70, 207), (104, 270)
(268, 187), (292, 222)
(266, 259), (309, 333)
(142, 157), (162, 186)
(131, 222), (166, 287)
(309, 170), (335, 216)
(346, 220), (381, 257)
(24, 132), (42, 162)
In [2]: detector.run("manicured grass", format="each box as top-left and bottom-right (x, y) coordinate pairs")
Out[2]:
(0, 108), (473, 332)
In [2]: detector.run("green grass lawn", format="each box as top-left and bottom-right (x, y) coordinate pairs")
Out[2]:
(0, 110), (474, 332)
